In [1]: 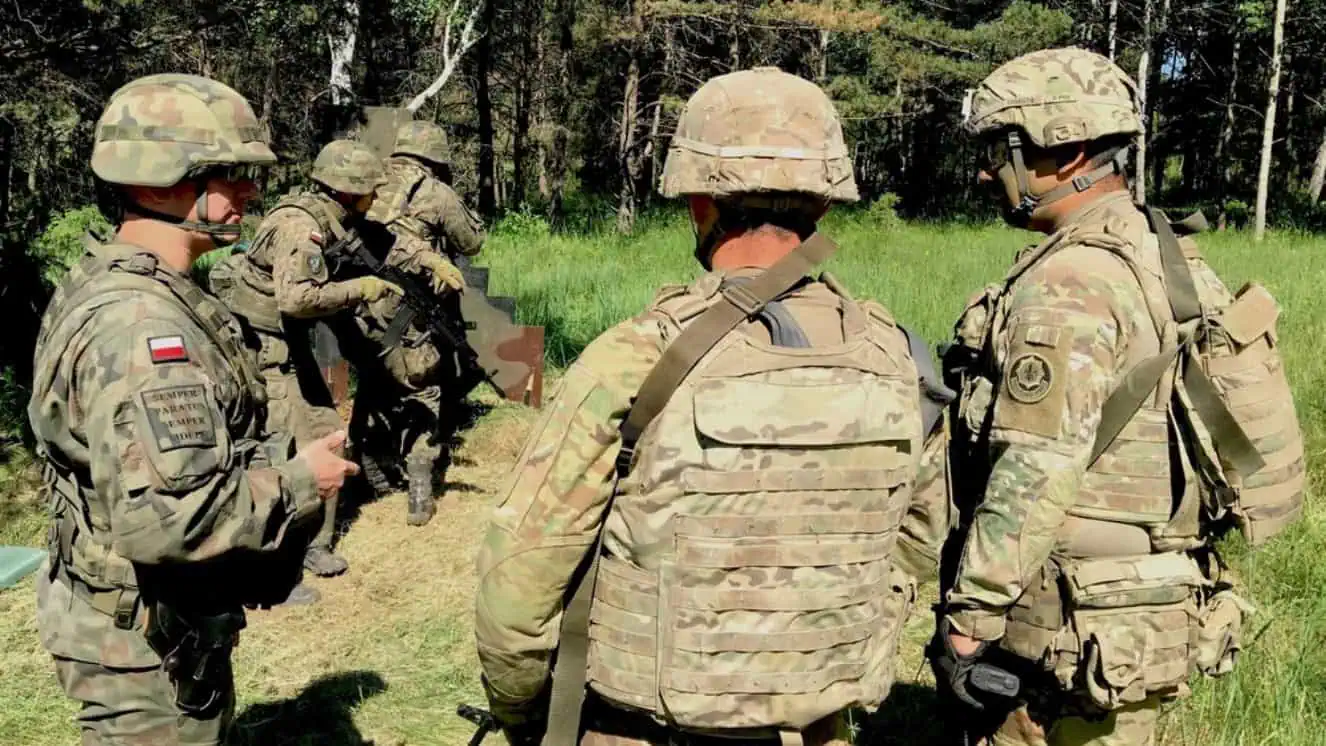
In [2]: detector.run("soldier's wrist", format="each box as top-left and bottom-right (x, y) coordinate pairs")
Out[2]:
(280, 458), (322, 521)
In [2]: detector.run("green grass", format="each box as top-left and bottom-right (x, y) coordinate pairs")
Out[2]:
(1, 214), (1324, 744)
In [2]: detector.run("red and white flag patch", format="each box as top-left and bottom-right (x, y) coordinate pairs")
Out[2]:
(309, 231), (325, 246)
(148, 335), (189, 364)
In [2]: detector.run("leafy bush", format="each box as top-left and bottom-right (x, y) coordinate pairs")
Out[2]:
(29, 206), (111, 287)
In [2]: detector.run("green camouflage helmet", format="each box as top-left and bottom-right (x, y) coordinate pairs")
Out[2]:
(91, 74), (276, 187)
(660, 67), (858, 203)
(963, 47), (1142, 148)
(311, 139), (386, 195)
(393, 121), (450, 166)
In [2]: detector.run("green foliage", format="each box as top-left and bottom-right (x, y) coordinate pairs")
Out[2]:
(0, 368), (29, 445)
(28, 206), (110, 288)
(864, 193), (904, 230)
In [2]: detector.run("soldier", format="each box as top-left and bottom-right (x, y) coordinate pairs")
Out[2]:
(931, 48), (1302, 745)
(28, 74), (359, 745)
(474, 67), (952, 746)
(213, 139), (400, 581)
(348, 120), (486, 526)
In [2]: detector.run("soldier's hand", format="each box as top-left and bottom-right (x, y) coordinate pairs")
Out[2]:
(417, 252), (465, 294)
(356, 277), (402, 303)
(297, 431), (361, 500)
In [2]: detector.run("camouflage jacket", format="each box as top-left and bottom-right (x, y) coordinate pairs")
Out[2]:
(944, 192), (1233, 640)
(474, 269), (950, 724)
(28, 241), (321, 617)
(370, 155), (485, 262)
(246, 191), (369, 318)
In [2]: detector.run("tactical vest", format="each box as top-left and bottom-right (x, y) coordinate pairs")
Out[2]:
(32, 242), (266, 626)
(217, 193), (347, 334)
(564, 240), (926, 741)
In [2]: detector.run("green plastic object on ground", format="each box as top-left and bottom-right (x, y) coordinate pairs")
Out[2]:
(0, 546), (45, 589)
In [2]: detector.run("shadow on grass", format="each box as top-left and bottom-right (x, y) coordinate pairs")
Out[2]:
(858, 682), (952, 745)
(230, 670), (387, 746)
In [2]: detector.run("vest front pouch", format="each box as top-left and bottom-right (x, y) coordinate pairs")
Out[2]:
(641, 372), (918, 731)
(1053, 553), (1204, 710)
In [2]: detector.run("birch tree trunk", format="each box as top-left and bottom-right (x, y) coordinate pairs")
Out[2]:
(817, 29), (830, 82)
(1254, 0), (1288, 241)
(1215, 32), (1241, 224)
(328, 0), (359, 106)
(1107, 0), (1119, 61)
(1309, 131), (1326, 202)
(547, 0), (576, 220)
(1135, 0), (1153, 202)
(616, 0), (643, 234)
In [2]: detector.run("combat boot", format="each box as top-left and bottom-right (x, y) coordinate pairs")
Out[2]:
(303, 544), (349, 577)
(359, 451), (399, 498)
(406, 460), (436, 526)
(278, 582), (321, 607)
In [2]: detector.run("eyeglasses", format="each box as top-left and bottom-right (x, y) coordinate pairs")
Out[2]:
(191, 163), (268, 183)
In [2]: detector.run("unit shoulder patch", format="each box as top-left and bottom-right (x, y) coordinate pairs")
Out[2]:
(1006, 352), (1054, 404)
(140, 384), (217, 452)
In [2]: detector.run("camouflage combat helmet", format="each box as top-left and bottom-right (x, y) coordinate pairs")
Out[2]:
(311, 140), (386, 196)
(92, 74), (276, 188)
(963, 47), (1142, 148)
(963, 48), (1140, 224)
(393, 121), (450, 166)
(660, 67), (858, 203)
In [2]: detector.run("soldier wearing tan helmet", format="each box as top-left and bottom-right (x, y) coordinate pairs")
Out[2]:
(932, 47), (1301, 745)
(346, 120), (487, 526)
(211, 138), (401, 585)
(29, 74), (358, 744)
(474, 67), (953, 746)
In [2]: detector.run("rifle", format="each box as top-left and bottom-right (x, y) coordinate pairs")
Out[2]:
(457, 703), (499, 746)
(322, 221), (502, 399)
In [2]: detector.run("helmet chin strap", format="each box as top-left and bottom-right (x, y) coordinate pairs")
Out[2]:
(1004, 130), (1128, 227)
(126, 178), (243, 247)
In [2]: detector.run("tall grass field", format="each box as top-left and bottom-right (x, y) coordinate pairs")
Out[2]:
(0, 211), (1323, 745)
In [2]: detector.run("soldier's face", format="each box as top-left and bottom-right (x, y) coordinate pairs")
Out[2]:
(199, 176), (260, 227)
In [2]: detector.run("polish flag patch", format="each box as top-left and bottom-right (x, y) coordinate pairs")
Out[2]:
(147, 336), (189, 364)
(309, 231), (324, 246)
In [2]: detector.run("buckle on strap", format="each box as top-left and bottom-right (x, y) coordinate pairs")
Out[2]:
(719, 281), (765, 317)
(112, 589), (138, 631)
(614, 441), (636, 479)
(123, 253), (159, 276)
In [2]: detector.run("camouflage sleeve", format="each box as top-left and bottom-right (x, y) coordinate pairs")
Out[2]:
(412, 180), (485, 257)
(946, 249), (1143, 641)
(474, 314), (665, 725)
(895, 427), (952, 584)
(79, 314), (321, 565)
(270, 220), (366, 317)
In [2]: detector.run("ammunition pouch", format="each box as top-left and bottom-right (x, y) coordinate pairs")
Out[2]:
(145, 602), (244, 716)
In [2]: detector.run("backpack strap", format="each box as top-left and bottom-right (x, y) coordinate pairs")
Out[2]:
(543, 232), (839, 746)
(1089, 209), (1264, 480)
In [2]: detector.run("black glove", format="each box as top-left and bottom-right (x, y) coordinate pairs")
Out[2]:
(927, 615), (992, 711)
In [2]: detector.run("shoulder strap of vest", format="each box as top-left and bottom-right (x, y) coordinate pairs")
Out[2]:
(1089, 209), (1263, 479)
(276, 193), (347, 241)
(899, 323), (956, 437)
(543, 233), (839, 746)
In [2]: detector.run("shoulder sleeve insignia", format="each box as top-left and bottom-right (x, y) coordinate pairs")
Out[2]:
(147, 335), (189, 364)
(307, 252), (324, 275)
(140, 384), (216, 452)
(1006, 351), (1054, 404)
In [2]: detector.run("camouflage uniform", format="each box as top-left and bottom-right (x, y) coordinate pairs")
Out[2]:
(349, 121), (486, 525)
(942, 49), (1259, 746)
(29, 75), (321, 745)
(475, 68), (952, 746)
(213, 140), (390, 575)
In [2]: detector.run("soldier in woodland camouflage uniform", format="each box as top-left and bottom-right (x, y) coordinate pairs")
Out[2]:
(29, 74), (358, 745)
(347, 120), (486, 526)
(932, 48), (1286, 746)
(211, 139), (399, 581)
(475, 67), (952, 746)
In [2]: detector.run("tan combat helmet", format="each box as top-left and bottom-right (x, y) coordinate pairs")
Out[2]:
(91, 73), (275, 241)
(963, 47), (1142, 221)
(392, 121), (450, 167)
(311, 139), (386, 196)
(661, 67), (856, 264)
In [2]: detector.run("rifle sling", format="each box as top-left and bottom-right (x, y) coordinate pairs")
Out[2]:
(542, 232), (839, 746)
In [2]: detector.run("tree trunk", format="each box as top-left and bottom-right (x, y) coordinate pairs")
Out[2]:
(1215, 32), (1242, 224)
(512, 0), (541, 208)
(547, 0), (576, 220)
(616, 0), (643, 234)
(817, 29), (830, 82)
(328, 0), (359, 106)
(1134, 0), (1152, 202)
(475, 0), (497, 218)
(1309, 130), (1326, 202)
(0, 118), (11, 229)
(1107, 0), (1119, 61)
(647, 22), (676, 204)
(1254, 0), (1288, 241)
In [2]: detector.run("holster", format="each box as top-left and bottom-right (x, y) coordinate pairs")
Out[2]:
(145, 602), (245, 715)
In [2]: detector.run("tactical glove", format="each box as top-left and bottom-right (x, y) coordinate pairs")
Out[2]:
(417, 252), (466, 294)
(927, 616), (994, 711)
(355, 276), (402, 303)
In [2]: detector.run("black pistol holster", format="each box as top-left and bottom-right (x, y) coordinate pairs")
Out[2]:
(145, 602), (245, 715)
